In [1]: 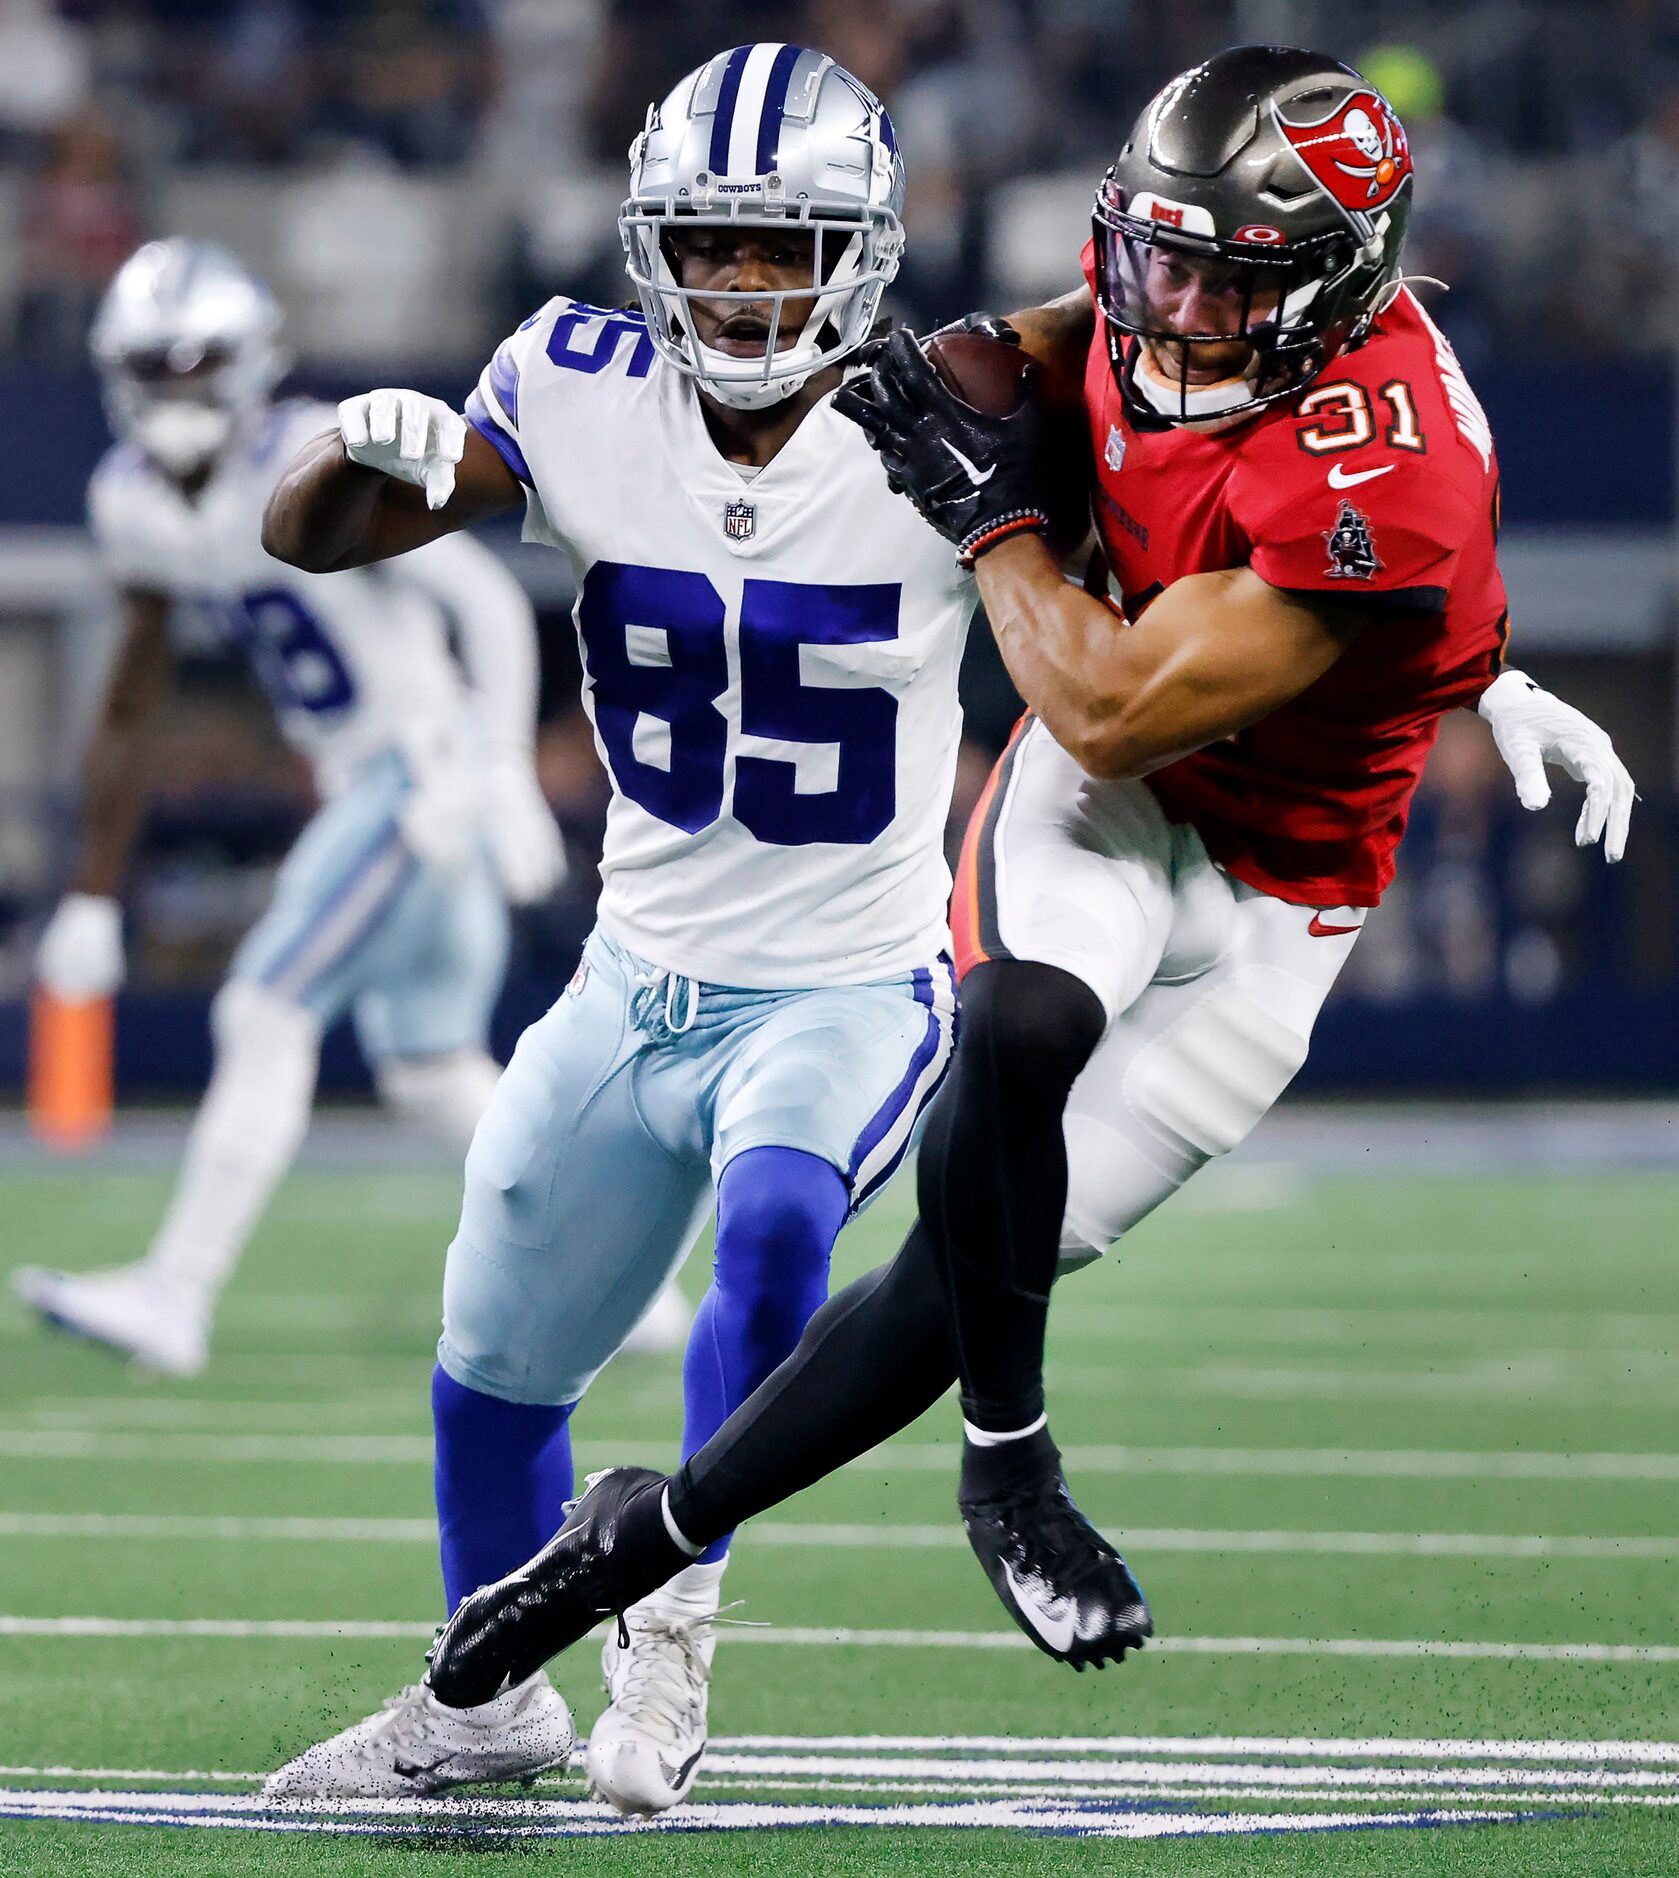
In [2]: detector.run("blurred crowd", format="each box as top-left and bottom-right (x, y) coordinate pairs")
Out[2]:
(8, 0), (1679, 369)
(1, 0), (1675, 1049)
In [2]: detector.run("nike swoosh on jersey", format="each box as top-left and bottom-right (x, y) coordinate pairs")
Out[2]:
(1327, 463), (1395, 489)
(1308, 912), (1363, 938)
(942, 439), (996, 486)
(1000, 1557), (1078, 1655)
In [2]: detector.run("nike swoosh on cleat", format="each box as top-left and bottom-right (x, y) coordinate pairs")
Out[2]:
(942, 439), (996, 486)
(999, 1558), (1079, 1656)
(391, 1754), (457, 1781)
(659, 1742), (707, 1791)
(1327, 463), (1395, 489)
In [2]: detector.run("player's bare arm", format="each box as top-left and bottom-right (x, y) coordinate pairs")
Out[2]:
(74, 587), (174, 896)
(1006, 289), (1096, 405)
(976, 540), (1362, 779)
(262, 405), (521, 573)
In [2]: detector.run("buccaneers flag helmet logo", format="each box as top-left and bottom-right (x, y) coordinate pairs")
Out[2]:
(1274, 89), (1412, 214)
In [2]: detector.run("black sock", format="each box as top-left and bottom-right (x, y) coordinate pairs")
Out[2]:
(603, 1473), (698, 1598)
(917, 961), (1105, 1435)
(668, 1222), (954, 1548)
(959, 1421), (1062, 1506)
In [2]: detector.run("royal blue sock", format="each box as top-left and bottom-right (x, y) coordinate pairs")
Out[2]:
(432, 1365), (576, 1614)
(682, 1146), (848, 1563)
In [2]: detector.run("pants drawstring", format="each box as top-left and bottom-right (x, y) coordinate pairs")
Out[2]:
(665, 972), (697, 1035)
(630, 965), (699, 1042)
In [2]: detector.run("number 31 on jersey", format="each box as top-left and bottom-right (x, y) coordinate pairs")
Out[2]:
(1296, 380), (1426, 455)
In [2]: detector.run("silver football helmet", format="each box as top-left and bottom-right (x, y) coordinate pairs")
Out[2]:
(90, 240), (286, 475)
(621, 43), (906, 410)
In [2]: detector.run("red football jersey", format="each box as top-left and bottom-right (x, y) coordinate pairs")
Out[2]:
(1077, 258), (1510, 907)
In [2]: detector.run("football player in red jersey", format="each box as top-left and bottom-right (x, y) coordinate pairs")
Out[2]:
(416, 48), (1636, 1705)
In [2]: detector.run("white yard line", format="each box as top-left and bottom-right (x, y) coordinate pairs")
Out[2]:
(9, 1733), (1679, 1781)
(0, 1789), (1525, 1839)
(5, 1736), (1674, 1819)
(699, 1752), (1679, 1790)
(23, 1395), (424, 1426)
(749, 1525), (1679, 1560)
(1, 1615), (1674, 1661)
(1065, 1362), (1679, 1407)
(0, 1513), (438, 1542)
(0, 1510), (1671, 1561)
(1054, 1303), (1679, 1346)
(2, 1429), (1675, 1481)
(712, 1733), (1679, 1763)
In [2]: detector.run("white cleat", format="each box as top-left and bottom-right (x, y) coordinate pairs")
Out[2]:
(585, 1605), (716, 1816)
(620, 1280), (690, 1357)
(263, 1670), (574, 1800)
(11, 1261), (208, 1379)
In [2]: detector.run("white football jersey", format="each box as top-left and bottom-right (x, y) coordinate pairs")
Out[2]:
(87, 401), (474, 800)
(467, 298), (975, 988)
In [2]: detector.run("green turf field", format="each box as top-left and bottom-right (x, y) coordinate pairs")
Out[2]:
(0, 1134), (1675, 1874)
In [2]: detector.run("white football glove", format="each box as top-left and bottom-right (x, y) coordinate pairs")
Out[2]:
(338, 390), (466, 512)
(1479, 668), (1636, 863)
(396, 723), (482, 878)
(481, 754), (568, 906)
(36, 893), (124, 999)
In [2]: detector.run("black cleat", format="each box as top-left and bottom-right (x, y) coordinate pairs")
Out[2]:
(426, 1467), (676, 1710)
(960, 1443), (1152, 1671)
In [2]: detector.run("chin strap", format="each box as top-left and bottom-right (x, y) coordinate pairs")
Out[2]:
(1131, 344), (1261, 420)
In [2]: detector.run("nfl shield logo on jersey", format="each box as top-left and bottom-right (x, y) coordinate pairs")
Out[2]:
(1104, 425), (1126, 474)
(723, 498), (756, 541)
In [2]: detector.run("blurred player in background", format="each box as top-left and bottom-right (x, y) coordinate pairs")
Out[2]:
(413, 45), (1638, 1703)
(259, 47), (971, 1813)
(13, 239), (566, 1381)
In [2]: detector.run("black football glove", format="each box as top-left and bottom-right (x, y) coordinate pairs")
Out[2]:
(834, 326), (1053, 565)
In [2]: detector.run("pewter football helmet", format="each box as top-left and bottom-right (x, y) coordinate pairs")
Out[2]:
(621, 44), (906, 409)
(1093, 47), (1414, 424)
(90, 240), (286, 474)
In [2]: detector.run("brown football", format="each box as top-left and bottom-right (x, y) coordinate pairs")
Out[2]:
(925, 329), (1093, 558)
(925, 329), (1035, 415)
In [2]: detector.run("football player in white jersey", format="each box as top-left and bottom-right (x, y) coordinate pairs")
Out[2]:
(13, 239), (565, 1379)
(258, 44), (971, 1812)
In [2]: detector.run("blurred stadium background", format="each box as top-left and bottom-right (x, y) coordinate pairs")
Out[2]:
(0, 7), (1676, 1866)
(0, 0), (1676, 1104)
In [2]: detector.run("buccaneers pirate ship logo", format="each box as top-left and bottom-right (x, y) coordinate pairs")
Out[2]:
(1275, 89), (1412, 213)
(1324, 499), (1382, 580)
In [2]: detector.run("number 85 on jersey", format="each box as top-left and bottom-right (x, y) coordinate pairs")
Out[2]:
(579, 562), (907, 848)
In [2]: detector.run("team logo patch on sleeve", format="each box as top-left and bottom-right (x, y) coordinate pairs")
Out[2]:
(1324, 499), (1382, 580)
(723, 498), (757, 540)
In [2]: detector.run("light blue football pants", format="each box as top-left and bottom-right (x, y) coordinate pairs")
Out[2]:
(229, 751), (509, 1063)
(438, 925), (958, 1407)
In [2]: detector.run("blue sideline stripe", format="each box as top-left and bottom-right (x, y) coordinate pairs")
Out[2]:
(464, 388), (532, 487)
(708, 46), (752, 174)
(754, 44), (803, 174)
